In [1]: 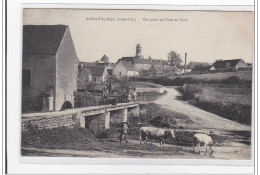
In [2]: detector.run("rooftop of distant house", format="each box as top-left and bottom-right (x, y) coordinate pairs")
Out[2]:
(79, 62), (106, 76)
(213, 59), (245, 68)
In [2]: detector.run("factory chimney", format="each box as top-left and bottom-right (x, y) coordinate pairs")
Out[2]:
(184, 53), (187, 73)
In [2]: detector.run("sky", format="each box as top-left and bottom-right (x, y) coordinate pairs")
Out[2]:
(23, 9), (254, 64)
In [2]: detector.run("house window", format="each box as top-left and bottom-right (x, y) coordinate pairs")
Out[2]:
(119, 72), (121, 76)
(22, 69), (32, 88)
(94, 77), (96, 82)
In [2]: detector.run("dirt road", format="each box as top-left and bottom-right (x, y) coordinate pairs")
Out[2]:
(155, 87), (251, 131)
(154, 87), (251, 160)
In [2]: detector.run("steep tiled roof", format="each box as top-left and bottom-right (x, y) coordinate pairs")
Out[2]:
(151, 65), (178, 74)
(23, 25), (68, 55)
(213, 59), (244, 68)
(84, 66), (106, 76)
(79, 61), (96, 67)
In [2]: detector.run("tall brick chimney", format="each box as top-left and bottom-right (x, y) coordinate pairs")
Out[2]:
(184, 53), (187, 73)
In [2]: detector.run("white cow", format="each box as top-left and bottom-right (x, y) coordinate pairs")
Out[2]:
(140, 127), (176, 147)
(193, 133), (214, 156)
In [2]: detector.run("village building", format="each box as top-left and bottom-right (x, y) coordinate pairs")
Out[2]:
(78, 65), (92, 84)
(22, 25), (78, 112)
(106, 63), (116, 77)
(191, 65), (215, 74)
(118, 44), (168, 74)
(113, 60), (139, 78)
(94, 55), (116, 76)
(213, 59), (248, 72)
(78, 64), (108, 83)
(186, 61), (210, 69)
(149, 65), (178, 77)
(149, 65), (165, 77)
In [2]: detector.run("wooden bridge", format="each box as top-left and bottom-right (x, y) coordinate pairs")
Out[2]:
(22, 102), (140, 131)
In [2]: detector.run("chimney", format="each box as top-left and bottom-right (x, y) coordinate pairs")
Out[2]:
(149, 56), (152, 61)
(184, 53), (187, 73)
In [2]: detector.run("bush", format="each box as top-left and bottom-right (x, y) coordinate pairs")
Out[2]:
(130, 75), (251, 87)
(149, 116), (176, 128)
(197, 101), (251, 125)
(222, 76), (240, 84)
(95, 130), (110, 139)
(177, 84), (202, 100)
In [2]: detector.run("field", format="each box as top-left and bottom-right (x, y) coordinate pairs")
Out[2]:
(178, 84), (252, 125)
(170, 70), (252, 81)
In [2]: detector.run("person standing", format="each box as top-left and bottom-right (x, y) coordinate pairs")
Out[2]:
(108, 82), (112, 93)
(119, 122), (128, 144)
(132, 88), (137, 102)
(127, 88), (132, 102)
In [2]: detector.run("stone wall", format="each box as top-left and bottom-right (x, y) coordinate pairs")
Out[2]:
(22, 104), (140, 131)
(110, 109), (125, 124)
(21, 113), (80, 131)
(87, 114), (106, 130)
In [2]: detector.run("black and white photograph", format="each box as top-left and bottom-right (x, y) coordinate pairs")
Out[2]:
(20, 8), (254, 160)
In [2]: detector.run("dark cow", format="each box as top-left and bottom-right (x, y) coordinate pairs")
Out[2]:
(140, 127), (176, 147)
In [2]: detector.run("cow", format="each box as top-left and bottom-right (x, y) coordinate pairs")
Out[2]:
(193, 133), (214, 156)
(140, 127), (176, 147)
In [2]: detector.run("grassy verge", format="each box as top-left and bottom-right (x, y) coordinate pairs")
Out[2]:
(177, 84), (252, 125)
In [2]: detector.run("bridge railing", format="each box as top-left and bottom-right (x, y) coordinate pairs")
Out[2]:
(73, 92), (128, 109)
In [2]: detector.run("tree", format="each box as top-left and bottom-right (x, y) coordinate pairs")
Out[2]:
(167, 51), (182, 67)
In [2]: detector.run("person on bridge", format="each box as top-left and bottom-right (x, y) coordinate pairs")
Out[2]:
(132, 88), (137, 102)
(119, 122), (128, 144)
(127, 88), (132, 102)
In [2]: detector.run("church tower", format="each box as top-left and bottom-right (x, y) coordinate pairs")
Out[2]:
(136, 43), (142, 57)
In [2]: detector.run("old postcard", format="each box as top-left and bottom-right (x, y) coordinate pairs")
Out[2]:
(21, 8), (253, 161)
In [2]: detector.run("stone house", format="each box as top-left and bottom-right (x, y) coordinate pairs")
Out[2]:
(113, 60), (139, 78)
(83, 66), (108, 83)
(149, 65), (165, 77)
(213, 59), (248, 72)
(149, 65), (179, 77)
(191, 65), (215, 74)
(22, 25), (78, 112)
(78, 65), (92, 90)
